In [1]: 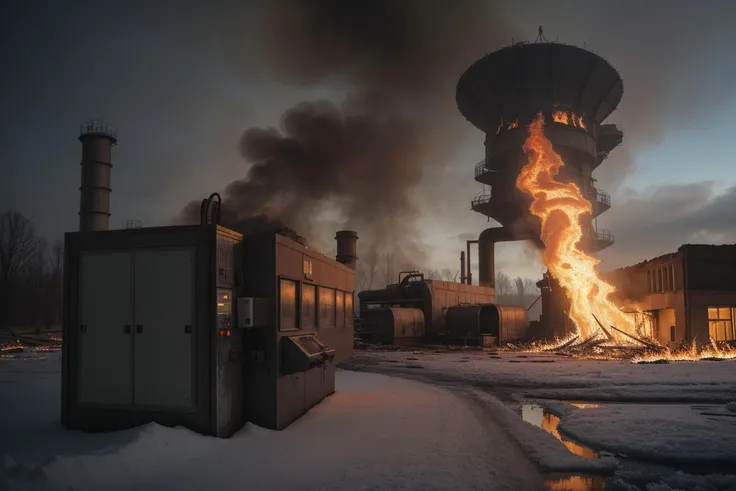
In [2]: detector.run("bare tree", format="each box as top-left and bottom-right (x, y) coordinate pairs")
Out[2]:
(494, 272), (512, 299)
(0, 211), (40, 327)
(356, 245), (379, 291)
(514, 276), (526, 299)
(523, 278), (538, 296)
(441, 268), (457, 282)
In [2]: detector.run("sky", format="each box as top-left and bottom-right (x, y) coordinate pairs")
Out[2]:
(3, 0), (736, 282)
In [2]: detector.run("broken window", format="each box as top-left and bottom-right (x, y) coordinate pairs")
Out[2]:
(708, 306), (735, 341)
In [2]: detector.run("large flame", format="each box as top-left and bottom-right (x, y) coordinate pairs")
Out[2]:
(516, 114), (635, 340)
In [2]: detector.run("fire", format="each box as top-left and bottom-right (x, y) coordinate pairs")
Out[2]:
(508, 119), (519, 130)
(552, 110), (570, 125)
(632, 340), (736, 364)
(516, 114), (635, 341)
(552, 109), (586, 130)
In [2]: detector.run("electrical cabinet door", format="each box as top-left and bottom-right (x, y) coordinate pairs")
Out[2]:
(133, 248), (195, 410)
(78, 251), (134, 405)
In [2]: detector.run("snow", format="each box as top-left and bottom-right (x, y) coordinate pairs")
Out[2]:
(346, 349), (736, 489)
(540, 401), (736, 466)
(0, 352), (546, 491)
(345, 350), (736, 402)
(460, 389), (618, 473)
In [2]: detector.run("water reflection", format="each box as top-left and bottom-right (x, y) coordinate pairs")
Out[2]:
(542, 413), (598, 459)
(521, 403), (606, 491)
(545, 475), (605, 491)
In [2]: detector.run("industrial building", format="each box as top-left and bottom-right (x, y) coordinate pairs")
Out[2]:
(63, 121), (357, 437)
(605, 245), (736, 347)
(357, 272), (528, 346)
(455, 29), (624, 340)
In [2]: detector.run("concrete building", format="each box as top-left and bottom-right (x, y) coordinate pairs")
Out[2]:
(605, 245), (736, 346)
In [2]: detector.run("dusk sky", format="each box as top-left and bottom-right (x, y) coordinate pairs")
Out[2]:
(3, 0), (736, 281)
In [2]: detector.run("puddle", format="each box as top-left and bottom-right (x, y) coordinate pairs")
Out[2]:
(521, 403), (604, 490)
(522, 403), (599, 459)
(519, 400), (736, 490)
(544, 474), (605, 491)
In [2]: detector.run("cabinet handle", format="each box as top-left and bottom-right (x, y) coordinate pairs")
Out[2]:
(80, 325), (87, 333)
(123, 325), (131, 334)
(136, 325), (143, 333)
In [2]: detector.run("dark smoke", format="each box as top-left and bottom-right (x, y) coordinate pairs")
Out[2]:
(178, 0), (516, 265)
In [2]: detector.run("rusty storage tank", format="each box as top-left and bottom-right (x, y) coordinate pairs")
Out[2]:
(445, 304), (528, 345)
(359, 307), (424, 345)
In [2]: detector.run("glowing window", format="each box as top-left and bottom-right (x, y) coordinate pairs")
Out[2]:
(318, 287), (335, 328)
(301, 284), (316, 330)
(279, 279), (297, 331)
(708, 306), (735, 342)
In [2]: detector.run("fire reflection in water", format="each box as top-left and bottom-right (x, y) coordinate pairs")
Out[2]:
(521, 403), (607, 491)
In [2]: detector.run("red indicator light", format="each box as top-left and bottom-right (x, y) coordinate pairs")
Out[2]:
(219, 328), (225, 337)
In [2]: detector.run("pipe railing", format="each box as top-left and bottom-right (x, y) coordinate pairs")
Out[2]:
(471, 193), (492, 208)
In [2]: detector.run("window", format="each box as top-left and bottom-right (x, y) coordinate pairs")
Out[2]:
(336, 291), (345, 328)
(647, 270), (652, 293)
(657, 267), (663, 293)
(345, 292), (354, 327)
(301, 284), (316, 330)
(318, 287), (336, 328)
(708, 307), (735, 341)
(670, 325), (676, 342)
(279, 279), (297, 331)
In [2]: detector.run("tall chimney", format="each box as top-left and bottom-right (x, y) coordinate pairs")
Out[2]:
(460, 251), (466, 284)
(335, 230), (358, 270)
(78, 120), (117, 232)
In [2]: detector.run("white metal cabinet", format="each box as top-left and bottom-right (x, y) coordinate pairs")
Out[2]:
(133, 248), (195, 410)
(78, 251), (134, 405)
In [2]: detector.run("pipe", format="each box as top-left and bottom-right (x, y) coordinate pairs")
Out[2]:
(335, 230), (359, 270)
(460, 251), (466, 284)
(466, 240), (478, 285)
(478, 227), (516, 288)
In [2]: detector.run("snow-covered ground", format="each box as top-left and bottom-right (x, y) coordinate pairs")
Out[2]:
(3, 349), (736, 491)
(345, 349), (736, 490)
(0, 351), (546, 491)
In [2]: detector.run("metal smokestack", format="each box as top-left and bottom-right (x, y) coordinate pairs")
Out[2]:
(335, 230), (358, 270)
(460, 251), (466, 284)
(78, 120), (117, 232)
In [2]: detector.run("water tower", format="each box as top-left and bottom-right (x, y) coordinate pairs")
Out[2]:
(456, 29), (624, 337)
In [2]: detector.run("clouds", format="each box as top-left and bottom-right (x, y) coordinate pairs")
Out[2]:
(599, 182), (736, 269)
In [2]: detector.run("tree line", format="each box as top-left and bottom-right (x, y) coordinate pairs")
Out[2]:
(0, 211), (63, 329)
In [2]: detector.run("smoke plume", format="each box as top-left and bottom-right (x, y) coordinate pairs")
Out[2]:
(178, 0), (515, 264)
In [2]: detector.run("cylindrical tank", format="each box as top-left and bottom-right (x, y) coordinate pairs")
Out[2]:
(335, 230), (358, 270)
(360, 307), (424, 345)
(78, 120), (117, 232)
(446, 304), (529, 344)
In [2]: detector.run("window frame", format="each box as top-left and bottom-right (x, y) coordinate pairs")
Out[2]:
(278, 277), (299, 332)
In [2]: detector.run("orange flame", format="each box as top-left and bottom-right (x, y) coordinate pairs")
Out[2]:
(516, 114), (635, 340)
(552, 110), (570, 125)
(508, 119), (519, 130)
(553, 109), (586, 130)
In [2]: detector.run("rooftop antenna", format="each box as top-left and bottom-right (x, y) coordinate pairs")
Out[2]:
(535, 25), (548, 43)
